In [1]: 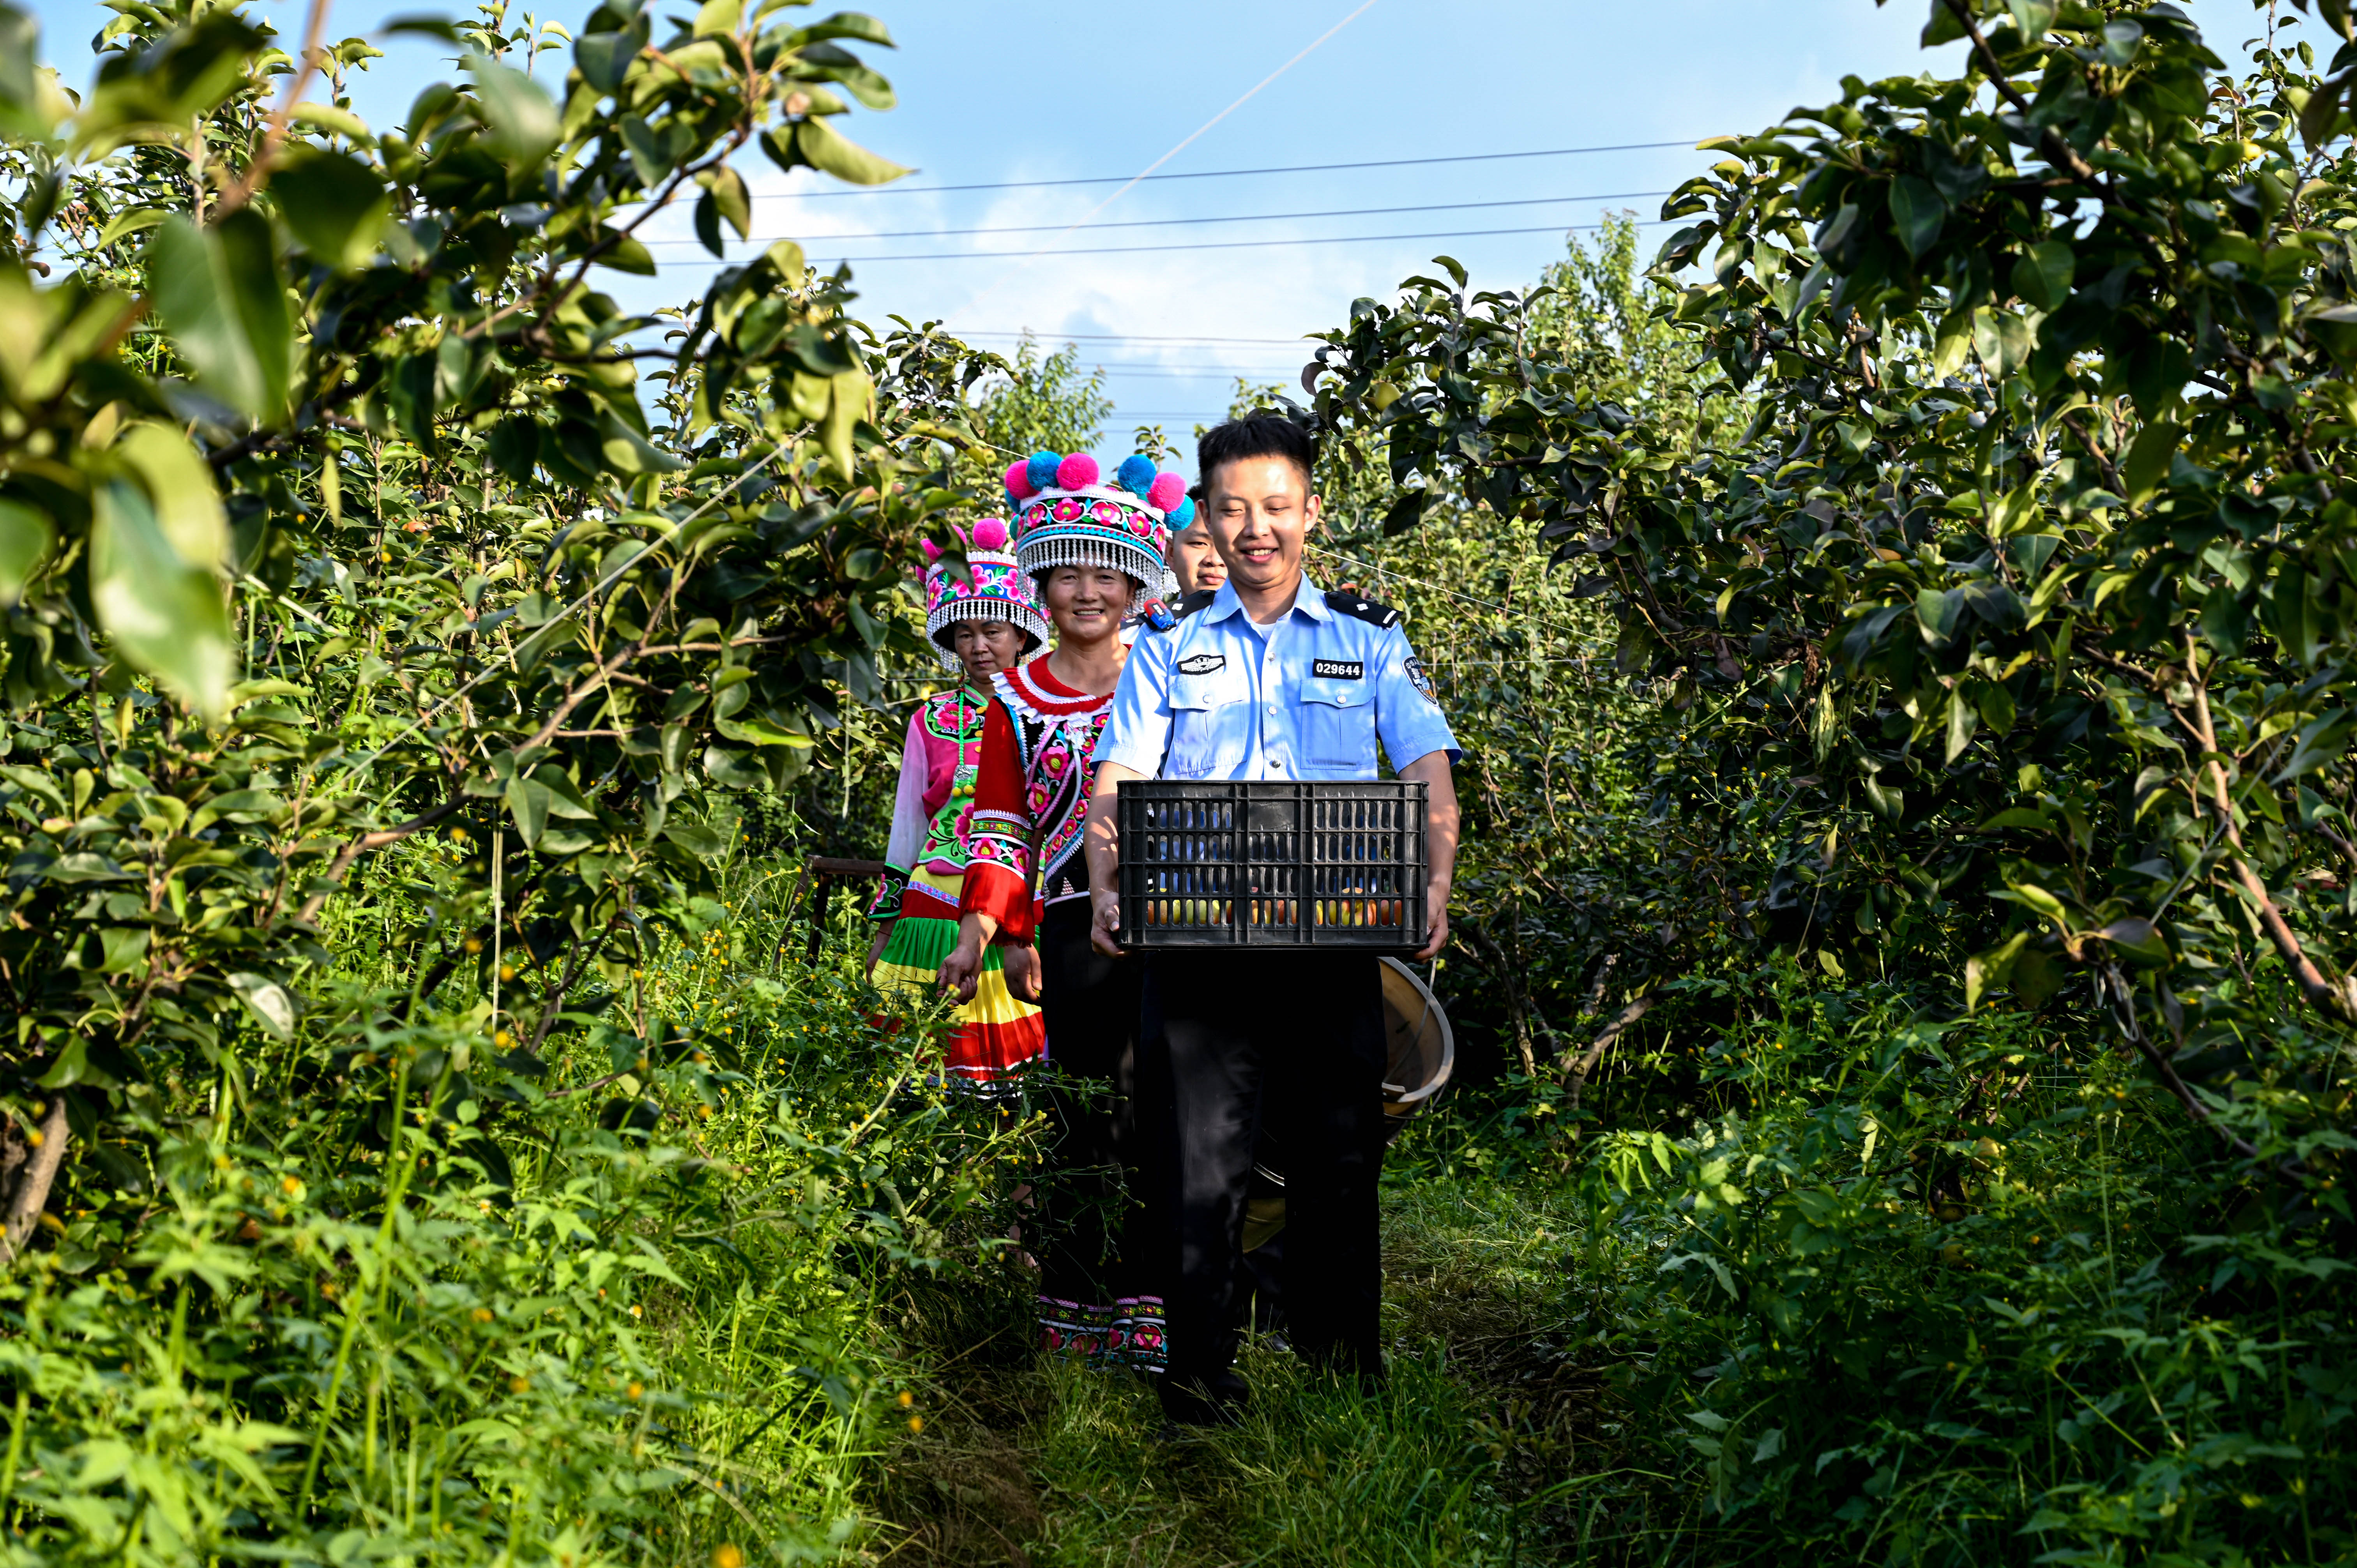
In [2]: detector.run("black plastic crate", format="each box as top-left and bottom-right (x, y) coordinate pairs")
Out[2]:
(1116, 780), (1428, 952)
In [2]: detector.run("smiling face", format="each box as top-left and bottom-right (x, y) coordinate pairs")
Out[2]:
(1164, 518), (1227, 595)
(1038, 565), (1136, 646)
(1203, 454), (1320, 601)
(947, 618), (1026, 689)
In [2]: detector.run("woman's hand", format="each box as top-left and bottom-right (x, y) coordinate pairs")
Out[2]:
(1002, 941), (1042, 1001)
(939, 934), (985, 1003)
(865, 923), (892, 976)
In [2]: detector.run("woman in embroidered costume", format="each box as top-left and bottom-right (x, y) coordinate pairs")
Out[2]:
(942, 450), (1195, 1372)
(866, 519), (1052, 1093)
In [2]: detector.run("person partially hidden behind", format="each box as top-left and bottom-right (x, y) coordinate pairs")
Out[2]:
(1164, 497), (1227, 597)
(1083, 414), (1461, 1427)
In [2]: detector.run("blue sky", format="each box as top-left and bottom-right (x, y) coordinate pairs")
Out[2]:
(20, 0), (2279, 434)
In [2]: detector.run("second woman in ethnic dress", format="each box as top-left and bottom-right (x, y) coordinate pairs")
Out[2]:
(944, 449), (1196, 1370)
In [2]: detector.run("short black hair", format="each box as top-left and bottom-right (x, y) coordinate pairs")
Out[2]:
(1197, 412), (1316, 493)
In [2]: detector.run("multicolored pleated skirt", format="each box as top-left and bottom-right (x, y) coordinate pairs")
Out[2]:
(871, 906), (1046, 1093)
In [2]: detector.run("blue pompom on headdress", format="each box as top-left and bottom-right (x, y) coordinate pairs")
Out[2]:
(1025, 450), (1062, 493)
(1114, 454), (1157, 496)
(1167, 495), (1196, 528)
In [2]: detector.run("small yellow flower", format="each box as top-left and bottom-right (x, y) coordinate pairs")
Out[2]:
(627, 1380), (644, 1400)
(713, 1547), (745, 1568)
(473, 1307), (494, 1323)
(499, 964), (516, 981)
(907, 1416), (924, 1433)
(494, 1030), (512, 1048)
(464, 936), (482, 953)
(630, 1304), (642, 1318)
(509, 1375), (529, 1394)
(281, 1176), (301, 1195)
(896, 1390), (913, 1407)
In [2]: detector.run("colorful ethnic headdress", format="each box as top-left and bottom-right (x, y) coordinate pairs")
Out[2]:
(1002, 450), (1196, 592)
(921, 517), (1051, 670)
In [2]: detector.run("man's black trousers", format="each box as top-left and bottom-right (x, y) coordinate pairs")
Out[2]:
(1138, 949), (1387, 1422)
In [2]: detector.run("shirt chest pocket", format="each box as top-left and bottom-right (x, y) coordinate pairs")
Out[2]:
(1167, 667), (1249, 777)
(1300, 678), (1376, 773)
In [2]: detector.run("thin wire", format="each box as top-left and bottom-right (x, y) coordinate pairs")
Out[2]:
(770, 139), (1705, 200)
(952, 0), (1386, 319)
(795, 219), (1668, 267)
(638, 189), (1673, 248)
(953, 332), (1320, 346)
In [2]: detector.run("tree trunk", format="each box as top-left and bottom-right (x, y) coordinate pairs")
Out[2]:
(0, 1098), (70, 1266)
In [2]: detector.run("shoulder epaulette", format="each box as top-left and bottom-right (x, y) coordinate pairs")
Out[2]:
(1325, 590), (1401, 629)
(1177, 589), (1219, 619)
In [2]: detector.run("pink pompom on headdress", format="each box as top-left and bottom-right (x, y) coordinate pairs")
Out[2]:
(920, 537), (943, 562)
(1147, 472), (1187, 515)
(1056, 452), (1100, 490)
(1004, 459), (1036, 499)
(969, 517), (1010, 550)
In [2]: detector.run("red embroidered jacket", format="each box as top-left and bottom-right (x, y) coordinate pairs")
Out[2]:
(958, 662), (1115, 943)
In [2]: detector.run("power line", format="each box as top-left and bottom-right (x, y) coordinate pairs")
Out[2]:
(772, 139), (1704, 199)
(952, 0), (1385, 321)
(640, 189), (1672, 249)
(952, 332), (1315, 346)
(777, 219), (1671, 266)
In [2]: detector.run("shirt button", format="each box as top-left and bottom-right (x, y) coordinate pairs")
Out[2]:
(1266, 705), (1277, 715)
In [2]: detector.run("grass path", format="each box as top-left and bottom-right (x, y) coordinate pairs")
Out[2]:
(872, 1174), (1631, 1566)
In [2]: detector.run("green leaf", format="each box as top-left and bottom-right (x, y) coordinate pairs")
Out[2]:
(1943, 687), (1978, 762)
(89, 475), (235, 717)
(798, 12), (895, 46)
(2122, 418), (2179, 507)
(0, 3), (56, 139)
(1965, 931), (2028, 1011)
(112, 422), (228, 572)
(599, 408), (684, 474)
(0, 497), (52, 601)
(469, 56), (562, 177)
(2094, 917), (2167, 966)
(2011, 240), (2074, 311)
(2005, 0), (2055, 35)
(694, 0), (742, 36)
(227, 971), (296, 1039)
(1970, 306), (2032, 378)
(792, 114), (908, 185)
(704, 163), (752, 240)
(2275, 708), (2353, 782)
(505, 773), (551, 848)
(1915, 586), (1961, 647)
(620, 114), (672, 187)
(1888, 176), (1945, 260)
(290, 99), (373, 142)
(146, 210), (292, 422)
(820, 366), (868, 479)
(271, 147), (388, 271)
(594, 234), (657, 274)
(93, 207), (166, 252)
(1921, 0), (1967, 46)
(1998, 882), (2069, 925)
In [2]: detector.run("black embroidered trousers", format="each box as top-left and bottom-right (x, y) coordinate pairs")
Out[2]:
(1031, 898), (1157, 1310)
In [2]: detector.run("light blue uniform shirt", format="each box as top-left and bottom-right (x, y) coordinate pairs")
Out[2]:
(1098, 574), (1459, 781)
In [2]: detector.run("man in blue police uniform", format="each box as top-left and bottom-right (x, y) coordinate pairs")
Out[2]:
(1083, 414), (1460, 1426)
